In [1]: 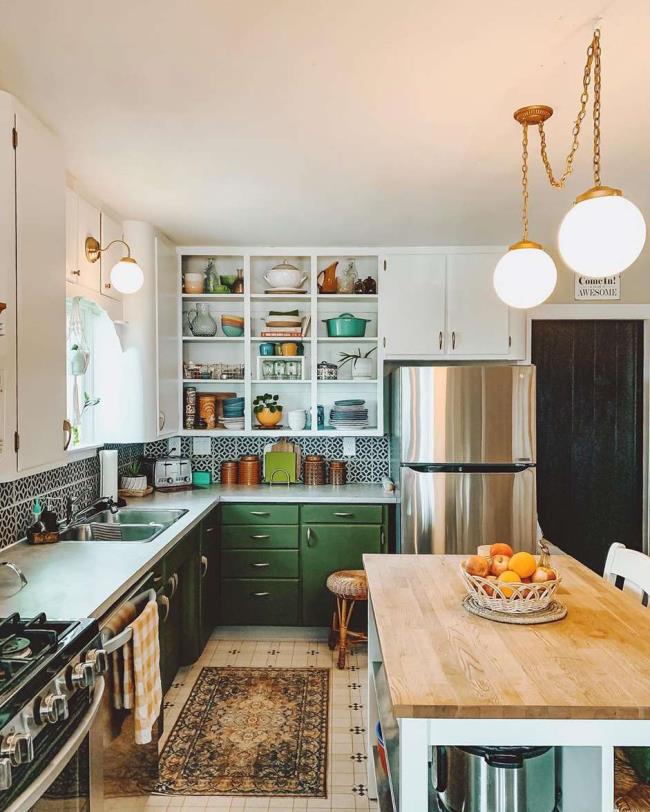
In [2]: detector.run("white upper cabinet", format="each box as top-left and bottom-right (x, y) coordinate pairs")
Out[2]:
(381, 250), (525, 360)
(99, 212), (123, 302)
(75, 195), (101, 291)
(65, 187), (79, 283)
(446, 252), (511, 357)
(15, 107), (66, 471)
(156, 234), (180, 436)
(381, 254), (446, 357)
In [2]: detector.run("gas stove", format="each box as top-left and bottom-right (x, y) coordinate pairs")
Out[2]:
(0, 612), (106, 807)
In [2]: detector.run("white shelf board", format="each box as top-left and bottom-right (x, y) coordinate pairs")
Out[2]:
(251, 379), (309, 385)
(250, 293), (311, 300)
(251, 336), (311, 342)
(318, 294), (378, 301)
(182, 379), (244, 384)
(179, 427), (382, 437)
(318, 336), (378, 342)
(182, 293), (244, 300)
(182, 336), (244, 342)
(318, 379), (378, 384)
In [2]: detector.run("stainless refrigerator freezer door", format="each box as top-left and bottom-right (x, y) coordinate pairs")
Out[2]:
(394, 366), (536, 465)
(399, 466), (538, 555)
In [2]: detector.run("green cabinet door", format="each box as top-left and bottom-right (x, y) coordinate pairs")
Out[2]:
(301, 524), (383, 626)
(200, 508), (219, 650)
(160, 568), (182, 694)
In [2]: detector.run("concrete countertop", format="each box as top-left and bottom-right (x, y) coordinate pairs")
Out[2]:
(0, 483), (397, 623)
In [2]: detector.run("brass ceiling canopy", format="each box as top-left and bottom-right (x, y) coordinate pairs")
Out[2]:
(513, 106), (554, 126)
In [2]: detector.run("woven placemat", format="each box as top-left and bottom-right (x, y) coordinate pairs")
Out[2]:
(462, 595), (567, 625)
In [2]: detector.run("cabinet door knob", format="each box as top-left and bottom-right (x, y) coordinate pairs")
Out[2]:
(71, 269), (81, 277)
(380, 527), (386, 549)
(451, 331), (456, 350)
(158, 595), (170, 623)
(200, 555), (208, 578)
(438, 331), (443, 350)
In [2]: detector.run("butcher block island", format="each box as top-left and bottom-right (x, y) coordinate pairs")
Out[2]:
(364, 554), (650, 812)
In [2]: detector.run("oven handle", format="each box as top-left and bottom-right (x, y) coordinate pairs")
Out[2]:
(9, 676), (105, 812)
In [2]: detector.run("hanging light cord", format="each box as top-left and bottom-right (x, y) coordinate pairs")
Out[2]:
(537, 29), (602, 188)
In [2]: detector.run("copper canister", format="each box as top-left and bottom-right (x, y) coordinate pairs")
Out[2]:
(197, 393), (217, 430)
(239, 455), (261, 485)
(304, 455), (327, 485)
(220, 460), (240, 485)
(329, 460), (347, 486)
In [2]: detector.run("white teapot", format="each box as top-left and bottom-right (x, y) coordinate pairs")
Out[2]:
(264, 260), (308, 289)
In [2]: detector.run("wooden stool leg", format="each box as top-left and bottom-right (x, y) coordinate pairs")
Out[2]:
(337, 598), (356, 669)
(328, 607), (338, 650)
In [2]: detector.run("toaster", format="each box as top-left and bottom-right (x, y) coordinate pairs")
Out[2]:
(144, 457), (193, 490)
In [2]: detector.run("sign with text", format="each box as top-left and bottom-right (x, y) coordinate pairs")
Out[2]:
(574, 274), (620, 300)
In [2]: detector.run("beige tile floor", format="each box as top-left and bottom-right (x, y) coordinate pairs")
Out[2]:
(106, 629), (377, 812)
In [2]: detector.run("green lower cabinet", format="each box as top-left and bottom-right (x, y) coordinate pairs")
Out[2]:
(301, 524), (383, 626)
(220, 578), (299, 625)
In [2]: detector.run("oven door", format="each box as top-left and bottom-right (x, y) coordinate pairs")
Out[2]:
(3, 677), (104, 812)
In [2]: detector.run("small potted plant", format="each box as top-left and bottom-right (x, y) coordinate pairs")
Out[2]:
(120, 460), (148, 493)
(253, 393), (283, 428)
(338, 346), (377, 380)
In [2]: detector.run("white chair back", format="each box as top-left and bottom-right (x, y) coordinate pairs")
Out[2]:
(603, 542), (650, 603)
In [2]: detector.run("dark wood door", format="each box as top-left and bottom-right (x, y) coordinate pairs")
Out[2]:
(531, 320), (643, 573)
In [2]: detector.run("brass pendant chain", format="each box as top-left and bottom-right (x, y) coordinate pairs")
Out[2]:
(521, 123), (529, 241)
(537, 29), (601, 189)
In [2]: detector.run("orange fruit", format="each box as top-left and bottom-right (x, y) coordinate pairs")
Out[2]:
(497, 570), (521, 597)
(490, 542), (514, 558)
(508, 551), (537, 579)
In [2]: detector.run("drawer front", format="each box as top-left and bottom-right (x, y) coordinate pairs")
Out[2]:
(221, 549), (299, 579)
(301, 504), (383, 524)
(220, 579), (299, 625)
(221, 524), (299, 550)
(221, 503), (299, 525)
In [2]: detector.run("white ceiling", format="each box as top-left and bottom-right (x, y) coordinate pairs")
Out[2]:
(0, 0), (648, 247)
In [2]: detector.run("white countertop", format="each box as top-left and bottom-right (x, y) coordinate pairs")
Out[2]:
(0, 483), (397, 622)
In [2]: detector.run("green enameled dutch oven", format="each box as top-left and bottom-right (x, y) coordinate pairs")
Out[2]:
(322, 312), (371, 337)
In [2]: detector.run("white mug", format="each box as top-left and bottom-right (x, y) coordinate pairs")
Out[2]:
(288, 409), (306, 431)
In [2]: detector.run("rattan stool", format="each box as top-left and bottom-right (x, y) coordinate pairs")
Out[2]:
(326, 569), (368, 669)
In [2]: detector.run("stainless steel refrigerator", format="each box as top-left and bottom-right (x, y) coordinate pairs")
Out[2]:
(391, 365), (537, 555)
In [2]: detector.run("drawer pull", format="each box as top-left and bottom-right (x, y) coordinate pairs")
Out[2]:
(205, 526), (215, 535)
(251, 562), (270, 568)
(250, 534), (270, 540)
(249, 511), (270, 516)
(251, 591), (270, 597)
(333, 512), (354, 517)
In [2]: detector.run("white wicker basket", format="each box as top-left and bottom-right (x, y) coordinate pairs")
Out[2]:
(459, 562), (560, 614)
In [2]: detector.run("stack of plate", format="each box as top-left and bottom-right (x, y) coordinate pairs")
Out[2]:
(221, 396), (245, 430)
(329, 399), (369, 430)
(266, 310), (302, 329)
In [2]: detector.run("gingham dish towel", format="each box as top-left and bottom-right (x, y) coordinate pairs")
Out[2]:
(128, 598), (162, 745)
(103, 600), (137, 710)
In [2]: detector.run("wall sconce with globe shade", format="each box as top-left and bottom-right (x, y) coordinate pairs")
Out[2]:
(85, 236), (144, 294)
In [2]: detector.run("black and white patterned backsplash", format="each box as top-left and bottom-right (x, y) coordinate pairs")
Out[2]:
(143, 435), (391, 484)
(0, 443), (144, 550)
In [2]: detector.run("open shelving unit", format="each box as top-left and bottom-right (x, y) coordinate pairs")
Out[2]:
(177, 249), (384, 436)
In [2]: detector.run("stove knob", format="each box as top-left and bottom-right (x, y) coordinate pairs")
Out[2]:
(86, 648), (109, 675)
(0, 758), (11, 790)
(37, 693), (69, 725)
(1, 733), (34, 766)
(71, 661), (95, 689)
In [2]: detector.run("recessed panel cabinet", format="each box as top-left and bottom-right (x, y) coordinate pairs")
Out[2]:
(381, 251), (525, 360)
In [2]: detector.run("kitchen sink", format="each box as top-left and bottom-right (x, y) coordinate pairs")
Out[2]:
(59, 523), (165, 543)
(90, 508), (188, 527)
(60, 507), (188, 543)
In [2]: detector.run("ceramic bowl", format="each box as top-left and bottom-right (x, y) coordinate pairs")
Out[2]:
(222, 324), (244, 337)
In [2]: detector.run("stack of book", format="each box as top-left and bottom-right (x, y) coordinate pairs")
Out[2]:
(260, 315), (311, 339)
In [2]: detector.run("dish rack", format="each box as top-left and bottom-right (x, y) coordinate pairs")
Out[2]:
(459, 563), (561, 614)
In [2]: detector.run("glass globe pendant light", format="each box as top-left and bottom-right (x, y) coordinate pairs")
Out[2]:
(556, 30), (645, 276)
(493, 116), (557, 309)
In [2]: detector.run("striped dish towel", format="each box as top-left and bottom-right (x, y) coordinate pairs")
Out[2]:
(128, 599), (162, 745)
(103, 600), (137, 710)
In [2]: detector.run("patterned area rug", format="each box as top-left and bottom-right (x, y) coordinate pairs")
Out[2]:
(155, 666), (329, 797)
